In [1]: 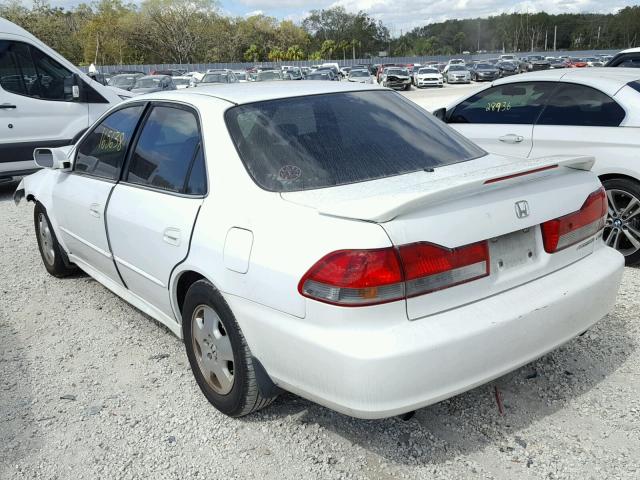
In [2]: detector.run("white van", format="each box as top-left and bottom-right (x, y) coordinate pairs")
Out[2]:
(0, 18), (130, 179)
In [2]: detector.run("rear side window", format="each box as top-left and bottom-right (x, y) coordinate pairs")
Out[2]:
(537, 83), (625, 127)
(225, 90), (485, 192)
(127, 106), (203, 194)
(75, 105), (145, 180)
(0, 40), (73, 101)
(449, 82), (555, 124)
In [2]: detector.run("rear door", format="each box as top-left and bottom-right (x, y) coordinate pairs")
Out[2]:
(52, 103), (146, 285)
(531, 82), (627, 167)
(447, 81), (555, 158)
(106, 103), (206, 320)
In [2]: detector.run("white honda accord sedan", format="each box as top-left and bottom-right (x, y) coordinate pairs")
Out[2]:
(15, 82), (624, 419)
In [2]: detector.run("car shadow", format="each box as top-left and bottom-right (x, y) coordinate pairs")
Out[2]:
(242, 307), (634, 467)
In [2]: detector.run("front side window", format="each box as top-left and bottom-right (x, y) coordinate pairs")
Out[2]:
(225, 90), (485, 192)
(127, 106), (202, 194)
(449, 82), (555, 124)
(0, 40), (73, 101)
(0, 40), (35, 96)
(75, 105), (145, 180)
(537, 83), (625, 127)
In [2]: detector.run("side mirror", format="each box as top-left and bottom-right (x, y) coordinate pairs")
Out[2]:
(34, 147), (71, 170)
(64, 73), (82, 101)
(432, 108), (447, 121)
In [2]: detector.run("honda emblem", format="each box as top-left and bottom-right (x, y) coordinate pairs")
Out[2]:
(515, 200), (530, 219)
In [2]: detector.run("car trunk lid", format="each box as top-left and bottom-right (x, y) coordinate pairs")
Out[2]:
(283, 154), (603, 319)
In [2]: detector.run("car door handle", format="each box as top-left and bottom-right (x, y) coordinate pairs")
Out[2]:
(0, 103), (17, 109)
(163, 228), (181, 246)
(89, 203), (101, 218)
(499, 134), (524, 144)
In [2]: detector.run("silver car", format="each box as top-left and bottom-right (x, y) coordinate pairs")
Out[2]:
(444, 65), (470, 84)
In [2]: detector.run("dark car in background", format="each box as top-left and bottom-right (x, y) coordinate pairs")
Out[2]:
(496, 60), (519, 76)
(469, 62), (500, 81)
(107, 73), (144, 91)
(306, 70), (337, 81)
(130, 75), (176, 94)
(548, 57), (569, 69)
(524, 55), (551, 71)
(150, 69), (185, 77)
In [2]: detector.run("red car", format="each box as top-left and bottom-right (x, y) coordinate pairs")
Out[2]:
(568, 57), (588, 68)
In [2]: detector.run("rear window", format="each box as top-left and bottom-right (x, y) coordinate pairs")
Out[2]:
(628, 81), (640, 93)
(224, 91), (485, 192)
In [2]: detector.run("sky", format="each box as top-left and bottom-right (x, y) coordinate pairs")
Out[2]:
(45, 0), (639, 34)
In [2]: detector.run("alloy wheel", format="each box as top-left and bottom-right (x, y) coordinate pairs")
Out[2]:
(191, 304), (235, 395)
(604, 188), (640, 257)
(38, 213), (55, 266)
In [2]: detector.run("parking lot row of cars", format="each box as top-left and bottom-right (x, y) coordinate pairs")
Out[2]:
(96, 52), (624, 95)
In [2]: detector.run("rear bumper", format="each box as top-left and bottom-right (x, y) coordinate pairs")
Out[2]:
(228, 247), (623, 419)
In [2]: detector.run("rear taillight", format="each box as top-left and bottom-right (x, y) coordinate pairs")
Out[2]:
(298, 241), (490, 306)
(298, 249), (404, 306)
(541, 187), (606, 253)
(398, 242), (490, 297)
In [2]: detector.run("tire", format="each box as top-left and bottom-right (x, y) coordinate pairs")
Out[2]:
(34, 203), (76, 278)
(404, 84), (411, 91)
(183, 279), (276, 417)
(601, 177), (640, 266)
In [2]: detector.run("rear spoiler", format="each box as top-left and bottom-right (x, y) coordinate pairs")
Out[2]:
(318, 155), (595, 223)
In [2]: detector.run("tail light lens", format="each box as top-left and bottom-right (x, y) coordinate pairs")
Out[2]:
(299, 241), (490, 306)
(298, 249), (404, 306)
(399, 242), (490, 297)
(541, 187), (606, 253)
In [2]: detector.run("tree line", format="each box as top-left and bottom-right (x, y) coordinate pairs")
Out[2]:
(393, 8), (640, 56)
(1, 0), (638, 66)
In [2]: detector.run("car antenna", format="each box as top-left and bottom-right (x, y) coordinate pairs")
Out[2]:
(423, 167), (435, 172)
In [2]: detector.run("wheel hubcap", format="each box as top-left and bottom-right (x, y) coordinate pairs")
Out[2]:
(604, 188), (640, 257)
(38, 213), (55, 265)
(191, 305), (235, 395)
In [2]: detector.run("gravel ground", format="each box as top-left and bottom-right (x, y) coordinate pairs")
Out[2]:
(1, 178), (639, 480)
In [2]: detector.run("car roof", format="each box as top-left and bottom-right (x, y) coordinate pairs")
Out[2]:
(134, 82), (383, 106)
(0, 17), (39, 41)
(493, 67), (640, 96)
(619, 47), (640, 54)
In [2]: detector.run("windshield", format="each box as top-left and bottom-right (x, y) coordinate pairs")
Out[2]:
(257, 71), (281, 81)
(202, 73), (229, 83)
(449, 65), (466, 71)
(475, 64), (493, 69)
(109, 75), (138, 87)
(134, 77), (161, 88)
(528, 56), (544, 61)
(349, 70), (369, 77)
(387, 69), (408, 75)
(418, 68), (438, 74)
(173, 78), (190, 85)
(224, 91), (485, 192)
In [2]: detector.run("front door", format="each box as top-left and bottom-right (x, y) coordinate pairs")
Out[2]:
(52, 104), (146, 284)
